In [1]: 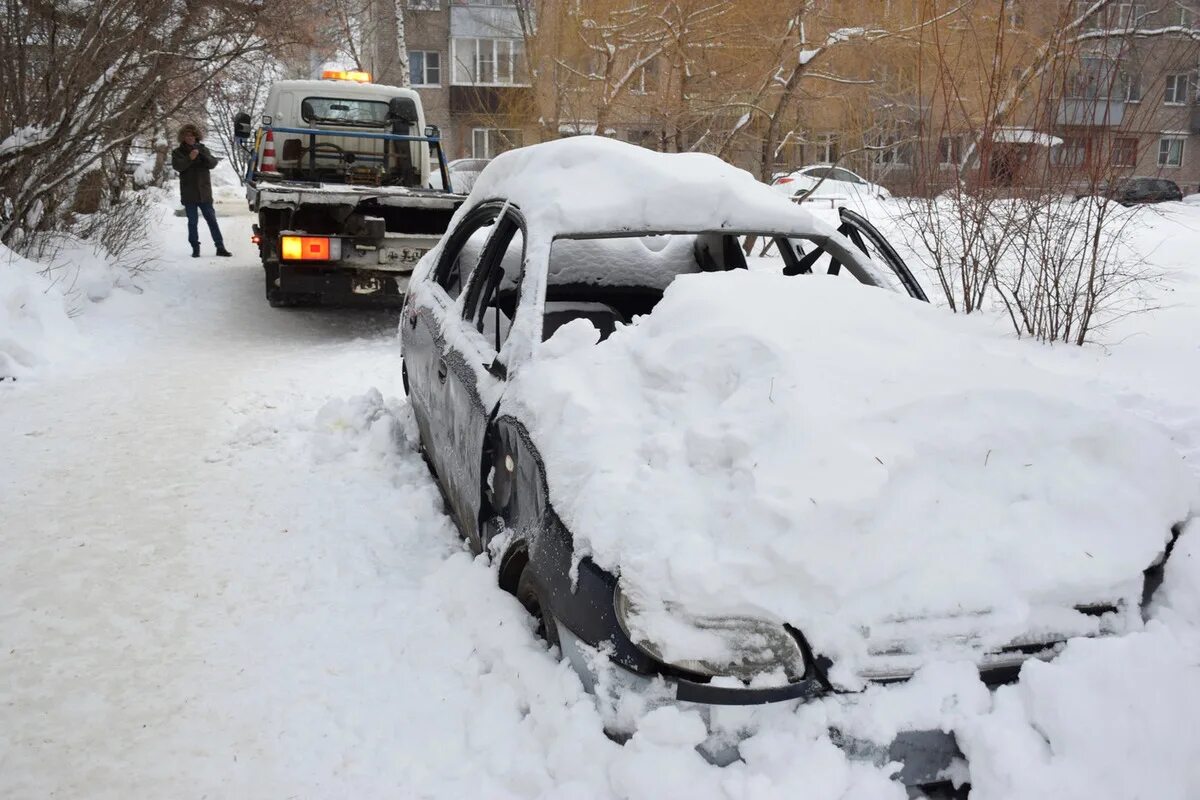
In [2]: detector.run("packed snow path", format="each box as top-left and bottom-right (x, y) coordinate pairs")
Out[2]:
(3, 206), (1200, 799)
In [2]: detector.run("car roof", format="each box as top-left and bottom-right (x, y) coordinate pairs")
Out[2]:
(465, 137), (834, 240)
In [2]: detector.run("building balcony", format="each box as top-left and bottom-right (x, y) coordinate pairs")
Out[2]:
(1057, 98), (1125, 127)
(449, 84), (532, 115)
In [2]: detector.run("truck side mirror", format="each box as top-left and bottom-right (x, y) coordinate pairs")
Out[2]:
(234, 112), (252, 142)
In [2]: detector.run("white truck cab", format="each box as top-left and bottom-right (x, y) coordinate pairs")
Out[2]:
(256, 76), (434, 188)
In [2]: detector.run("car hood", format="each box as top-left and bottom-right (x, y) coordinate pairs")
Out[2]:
(501, 271), (1193, 676)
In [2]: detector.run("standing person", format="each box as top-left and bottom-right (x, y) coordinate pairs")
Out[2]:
(172, 124), (232, 258)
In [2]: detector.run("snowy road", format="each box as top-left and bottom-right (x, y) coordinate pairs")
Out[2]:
(3, 205), (1200, 799)
(0, 210), (608, 798)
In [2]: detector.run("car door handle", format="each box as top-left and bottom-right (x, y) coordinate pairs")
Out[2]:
(436, 358), (448, 383)
(407, 311), (418, 329)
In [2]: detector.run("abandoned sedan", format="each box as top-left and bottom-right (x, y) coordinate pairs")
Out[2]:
(400, 138), (1190, 787)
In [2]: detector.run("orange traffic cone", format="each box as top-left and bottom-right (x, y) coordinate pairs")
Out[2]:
(261, 130), (278, 173)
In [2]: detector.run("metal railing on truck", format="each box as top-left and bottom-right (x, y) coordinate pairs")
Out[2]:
(242, 125), (454, 193)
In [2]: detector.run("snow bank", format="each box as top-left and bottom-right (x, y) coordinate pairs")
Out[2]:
(504, 271), (1194, 677)
(0, 244), (75, 378)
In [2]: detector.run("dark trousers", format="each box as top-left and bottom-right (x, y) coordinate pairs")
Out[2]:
(184, 202), (224, 248)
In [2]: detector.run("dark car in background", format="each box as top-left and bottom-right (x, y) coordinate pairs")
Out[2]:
(1106, 177), (1183, 205)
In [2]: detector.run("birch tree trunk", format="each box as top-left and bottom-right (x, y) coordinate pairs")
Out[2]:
(391, 0), (411, 87)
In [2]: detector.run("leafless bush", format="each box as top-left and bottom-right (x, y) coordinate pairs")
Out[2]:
(993, 196), (1159, 344)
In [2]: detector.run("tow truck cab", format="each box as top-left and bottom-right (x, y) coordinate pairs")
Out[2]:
(239, 70), (464, 307)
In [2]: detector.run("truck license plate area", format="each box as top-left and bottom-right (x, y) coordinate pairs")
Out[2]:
(352, 276), (383, 295)
(379, 246), (427, 266)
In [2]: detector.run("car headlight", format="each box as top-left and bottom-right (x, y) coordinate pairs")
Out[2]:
(614, 586), (806, 682)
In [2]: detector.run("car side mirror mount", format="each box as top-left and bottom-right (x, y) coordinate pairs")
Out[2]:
(486, 356), (508, 380)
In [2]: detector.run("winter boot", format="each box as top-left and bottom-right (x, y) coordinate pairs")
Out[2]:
(215, 246), (233, 257)
(191, 243), (200, 258)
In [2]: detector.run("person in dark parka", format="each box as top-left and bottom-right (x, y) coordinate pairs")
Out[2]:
(172, 124), (232, 258)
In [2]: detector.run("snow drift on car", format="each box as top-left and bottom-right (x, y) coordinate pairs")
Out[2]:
(502, 269), (1193, 684)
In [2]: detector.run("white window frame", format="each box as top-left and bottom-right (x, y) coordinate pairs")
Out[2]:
(1054, 136), (1090, 167)
(1158, 136), (1185, 167)
(1164, 73), (1188, 105)
(1122, 70), (1142, 102)
(816, 133), (839, 164)
(1116, 3), (1145, 27)
(938, 135), (961, 166)
(451, 38), (527, 87)
(410, 50), (441, 87)
(471, 128), (524, 159)
(409, 0), (439, 9)
(1111, 136), (1138, 167)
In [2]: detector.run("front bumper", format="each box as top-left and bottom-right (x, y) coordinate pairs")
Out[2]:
(557, 623), (963, 787)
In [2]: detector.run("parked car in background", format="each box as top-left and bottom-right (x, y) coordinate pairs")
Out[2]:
(771, 165), (892, 202)
(447, 158), (490, 195)
(1104, 177), (1183, 206)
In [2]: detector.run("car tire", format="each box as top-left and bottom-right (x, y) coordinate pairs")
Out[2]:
(517, 566), (560, 650)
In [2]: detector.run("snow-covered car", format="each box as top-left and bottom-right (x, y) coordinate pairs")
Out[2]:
(400, 138), (1190, 789)
(772, 164), (892, 202)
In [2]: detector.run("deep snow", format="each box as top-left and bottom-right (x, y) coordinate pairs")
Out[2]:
(1, 193), (1199, 798)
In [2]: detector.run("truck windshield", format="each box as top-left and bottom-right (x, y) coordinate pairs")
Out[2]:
(301, 97), (389, 128)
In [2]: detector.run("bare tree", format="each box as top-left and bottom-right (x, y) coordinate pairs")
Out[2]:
(0, 0), (291, 248)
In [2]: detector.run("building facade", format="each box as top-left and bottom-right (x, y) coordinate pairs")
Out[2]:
(368, 0), (534, 162)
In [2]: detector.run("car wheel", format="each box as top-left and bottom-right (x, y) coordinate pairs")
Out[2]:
(517, 566), (560, 650)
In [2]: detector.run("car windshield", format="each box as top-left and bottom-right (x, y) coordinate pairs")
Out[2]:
(508, 229), (893, 346)
(301, 96), (390, 127)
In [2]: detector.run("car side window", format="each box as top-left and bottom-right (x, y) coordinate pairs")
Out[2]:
(463, 213), (525, 355)
(434, 210), (500, 300)
(831, 168), (864, 184)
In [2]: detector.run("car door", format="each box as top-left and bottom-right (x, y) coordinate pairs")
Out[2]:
(404, 202), (505, 486)
(436, 208), (528, 550)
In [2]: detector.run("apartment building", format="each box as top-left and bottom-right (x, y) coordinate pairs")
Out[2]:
(367, 0), (535, 162)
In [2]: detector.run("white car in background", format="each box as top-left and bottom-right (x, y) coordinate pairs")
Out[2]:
(771, 165), (892, 203)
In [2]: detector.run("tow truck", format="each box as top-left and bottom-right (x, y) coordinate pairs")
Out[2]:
(234, 69), (465, 307)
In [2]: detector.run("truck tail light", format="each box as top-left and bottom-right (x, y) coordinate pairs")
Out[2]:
(281, 235), (337, 261)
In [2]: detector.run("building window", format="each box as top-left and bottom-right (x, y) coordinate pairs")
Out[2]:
(452, 38), (527, 86)
(1007, 0), (1025, 30)
(1054, 136), (1090, 166)
(1180, 6), (1193, 27)
(624, 129), (656, 148)
(1116, 3), (1145, 27)
(410, 51), (441, 86)
(938, 135), (961, 166)
(631, 59), (659, 94)
(816, 133), (839, 163)
(873, 135), (908, 166)
(472, 128), (523, 159)
(409, 0), (439, 9)
(1158, 136), (1184, 167)
(1164, 73), (1188, 104)
(1122, 71), (1142, 102)
(1112, 137), (1138, 167)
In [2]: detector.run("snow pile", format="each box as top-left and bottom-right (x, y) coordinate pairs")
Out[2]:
(504, 270), (1194, 676)
(0, 243), (75, 378)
